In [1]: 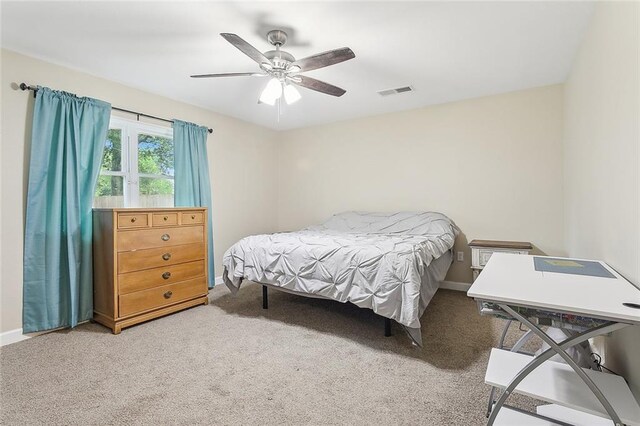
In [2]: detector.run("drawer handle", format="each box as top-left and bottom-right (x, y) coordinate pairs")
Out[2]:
(164, 291), (173, 299)
(191, 215), (195, 219)
(162, 272), (171, 280)
(161, 234), (170, 241)
(162, 253), (172, 261)
(131, 217), (137, 223)
(163, 216), (168, 221)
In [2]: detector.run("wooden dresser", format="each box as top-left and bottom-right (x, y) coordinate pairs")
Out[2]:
(92, 208), (209, 334)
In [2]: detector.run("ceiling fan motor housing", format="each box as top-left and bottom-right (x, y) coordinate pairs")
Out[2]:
(264, 50), (295, 70)
(266, 29), (288, 47)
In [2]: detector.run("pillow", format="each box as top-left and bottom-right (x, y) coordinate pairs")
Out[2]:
(308, 211), (459, 237)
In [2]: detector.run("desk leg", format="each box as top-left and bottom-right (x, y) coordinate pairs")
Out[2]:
(487, 320), (537, 417)
(510, 329), (534, 354)
(498, 320), (512, 348)
(487, 320), (513, 417)
(487, 310), (628, 426)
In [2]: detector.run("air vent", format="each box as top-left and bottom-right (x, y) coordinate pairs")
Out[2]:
(377, 86), (414, 97)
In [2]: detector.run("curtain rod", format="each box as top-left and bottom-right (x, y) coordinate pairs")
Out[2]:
(19, 83), (213, 134)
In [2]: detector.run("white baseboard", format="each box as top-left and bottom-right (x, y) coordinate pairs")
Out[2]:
(214, 276), (223, 285)
(440, 280), (472, 292)
(1, 327), (58, 347)
(0, 328), (32, 347)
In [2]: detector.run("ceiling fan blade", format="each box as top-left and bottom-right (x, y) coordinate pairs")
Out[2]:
(220, 33), (272, 66)
(291, 47), (355, 72)
(190, 72), (265, 78)
(293, 75), (346, 97)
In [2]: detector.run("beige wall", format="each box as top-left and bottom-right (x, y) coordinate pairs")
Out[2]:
(277, 85), (566, 283)
(0, 49), (279, 333)
(563, 2), (640, 398)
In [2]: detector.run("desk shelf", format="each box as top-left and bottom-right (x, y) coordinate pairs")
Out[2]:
(537, 404), (613, 425)
(486, 349), (640, 425)
(493, 406), (556, 425)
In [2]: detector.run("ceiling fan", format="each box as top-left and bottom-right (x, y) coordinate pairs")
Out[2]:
(191, 30), (355, 105)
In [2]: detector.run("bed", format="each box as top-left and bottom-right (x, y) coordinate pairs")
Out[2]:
(222, 211), (459, 345)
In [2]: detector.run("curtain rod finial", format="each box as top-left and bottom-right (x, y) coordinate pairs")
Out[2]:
(19, 83), (29, 91)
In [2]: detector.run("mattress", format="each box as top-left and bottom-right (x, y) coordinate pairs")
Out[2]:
(222, 211), (459, 345)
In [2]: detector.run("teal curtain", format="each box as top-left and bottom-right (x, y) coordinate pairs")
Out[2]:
(23, 87), (111, 333)
(173, 119), (214, 288)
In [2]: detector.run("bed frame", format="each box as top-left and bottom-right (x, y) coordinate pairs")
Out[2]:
(261, 285), (393, 337)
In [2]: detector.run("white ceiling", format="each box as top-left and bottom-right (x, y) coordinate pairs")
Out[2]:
(1, 1), (594, 130)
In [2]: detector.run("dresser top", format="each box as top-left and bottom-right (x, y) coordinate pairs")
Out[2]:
(468, 239), (532, 250)
(93, 207), (207, 212)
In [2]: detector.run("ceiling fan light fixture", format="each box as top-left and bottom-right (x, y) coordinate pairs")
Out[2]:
(259, 96), (277, 106)
(284, 84), (301, 104)
(259, 77), (283, 104)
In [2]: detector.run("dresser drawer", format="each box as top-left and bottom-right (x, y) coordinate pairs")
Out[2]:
(117, 243), (205, 274)
(119, 260), (205, 294)
(119, 277), (206, 317)
(181, 211), (204, 225)
(117, 226), (203, 252)
(118, 213), (149, 229)
(153, 212), (178, 227)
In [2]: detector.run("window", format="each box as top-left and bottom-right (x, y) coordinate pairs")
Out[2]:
(94, 118), (174, 208)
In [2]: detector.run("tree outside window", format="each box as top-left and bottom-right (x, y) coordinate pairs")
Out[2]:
(94, 119), (174, 208)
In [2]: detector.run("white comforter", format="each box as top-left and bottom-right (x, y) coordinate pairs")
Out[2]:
(223, 212), (458, 332)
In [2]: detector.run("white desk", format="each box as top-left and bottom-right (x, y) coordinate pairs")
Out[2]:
(468, 253), (640, 426)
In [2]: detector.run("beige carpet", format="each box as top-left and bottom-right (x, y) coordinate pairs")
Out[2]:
(0, 284), (538, 425)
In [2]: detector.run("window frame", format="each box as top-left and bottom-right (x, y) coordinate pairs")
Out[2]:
(96, 117), (174, 208)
